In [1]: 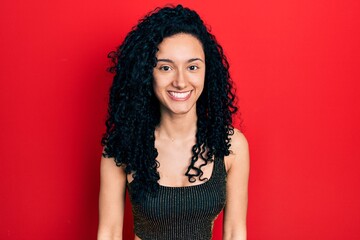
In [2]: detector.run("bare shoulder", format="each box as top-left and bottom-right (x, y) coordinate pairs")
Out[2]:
(229, 128), (249, 155)
(224, 128), (250, 172)
(100, 148), (127, 184)
(100, 155), (126, 174)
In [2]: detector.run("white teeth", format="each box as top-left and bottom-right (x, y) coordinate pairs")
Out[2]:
(169, 91), (191, 99)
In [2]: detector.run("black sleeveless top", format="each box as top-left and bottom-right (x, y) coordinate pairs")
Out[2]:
(127, 158), (227, 240)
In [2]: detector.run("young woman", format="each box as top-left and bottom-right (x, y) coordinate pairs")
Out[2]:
(98, 5), (249, 240)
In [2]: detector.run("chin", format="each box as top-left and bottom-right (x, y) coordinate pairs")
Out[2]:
(162, 103), (196, 115)
(168, 108), (192, 115)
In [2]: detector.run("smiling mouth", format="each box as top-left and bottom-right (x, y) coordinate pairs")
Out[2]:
(168, 90), (192, 101)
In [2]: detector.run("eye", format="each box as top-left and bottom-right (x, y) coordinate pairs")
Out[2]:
(188, 65), (199, 71)
(159, 65), (172, 71)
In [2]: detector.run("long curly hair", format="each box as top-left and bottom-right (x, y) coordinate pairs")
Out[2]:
(101, 4), (239, 203)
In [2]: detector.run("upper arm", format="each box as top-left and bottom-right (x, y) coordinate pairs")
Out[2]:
(97, 152), (127, 240)
(223, 129), (250, 239)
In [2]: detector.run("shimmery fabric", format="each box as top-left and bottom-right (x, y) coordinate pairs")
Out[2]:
(127, 158), (227, 240)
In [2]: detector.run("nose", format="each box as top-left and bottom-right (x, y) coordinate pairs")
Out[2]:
(172, 69), (187, 89)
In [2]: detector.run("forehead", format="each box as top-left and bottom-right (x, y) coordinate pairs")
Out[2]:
(156, 33), (204, 60)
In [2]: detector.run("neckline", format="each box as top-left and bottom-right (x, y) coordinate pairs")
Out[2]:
(128, 159), (219, 190)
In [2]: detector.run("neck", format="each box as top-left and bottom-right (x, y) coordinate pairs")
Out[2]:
(156, 108), (197, 142)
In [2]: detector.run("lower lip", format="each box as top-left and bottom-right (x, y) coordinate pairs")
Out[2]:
(167, 91), (192, 101)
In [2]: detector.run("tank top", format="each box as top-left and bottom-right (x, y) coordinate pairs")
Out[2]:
(127, 157), (227, 240)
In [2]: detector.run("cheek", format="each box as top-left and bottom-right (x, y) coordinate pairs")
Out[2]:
(153, 79), (164, 91)
(153, 73), (174, 90)
(194, 73), (205, 90)
(152, 78), (168, 100)
(152, 73), (161, 91)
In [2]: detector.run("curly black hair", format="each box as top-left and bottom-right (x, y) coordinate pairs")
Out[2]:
(101, 4), (239, 203)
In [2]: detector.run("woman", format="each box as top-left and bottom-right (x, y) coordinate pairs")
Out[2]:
(98, 5), (249, 240)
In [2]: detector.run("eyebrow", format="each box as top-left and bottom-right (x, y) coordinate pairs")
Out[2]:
(156, 58), (204, 63)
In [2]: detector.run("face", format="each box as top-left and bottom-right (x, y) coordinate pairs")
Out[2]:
(153, 33), (205, 116)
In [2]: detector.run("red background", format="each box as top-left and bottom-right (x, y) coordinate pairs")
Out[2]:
(1, 0), (360, 239)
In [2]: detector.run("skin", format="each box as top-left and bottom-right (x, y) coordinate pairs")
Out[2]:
(97, 33), (250, 240)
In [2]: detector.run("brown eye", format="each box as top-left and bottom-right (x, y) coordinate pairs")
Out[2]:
(188, 65), (199, 71)
(160, 66), (172, 71)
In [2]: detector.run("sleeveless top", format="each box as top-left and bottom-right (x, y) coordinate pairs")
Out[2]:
(127, 158), (227, 240)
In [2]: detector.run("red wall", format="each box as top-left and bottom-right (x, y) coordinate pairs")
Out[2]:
(1, 0), (359, 239)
